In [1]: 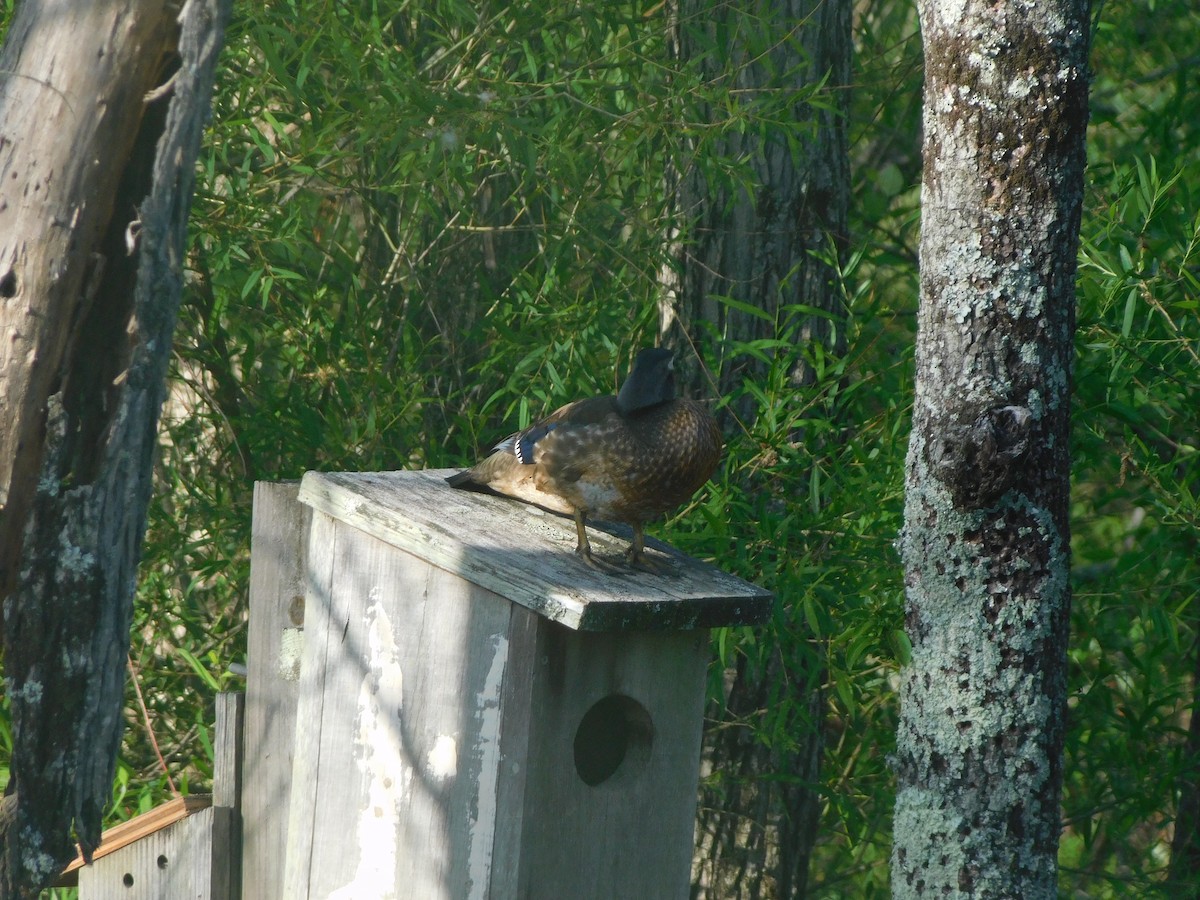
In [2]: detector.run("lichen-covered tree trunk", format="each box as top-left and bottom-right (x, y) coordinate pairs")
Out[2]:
(0, 0), (229, 895)
(662, 1), (851, 897)
(892, 0), (1089, 896)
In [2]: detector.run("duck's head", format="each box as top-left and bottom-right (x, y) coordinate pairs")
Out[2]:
(616, 347), (676, 415)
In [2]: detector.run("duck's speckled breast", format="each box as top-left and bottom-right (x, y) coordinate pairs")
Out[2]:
(537, 398), (722, 523)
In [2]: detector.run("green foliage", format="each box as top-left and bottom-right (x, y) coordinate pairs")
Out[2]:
(122, 2), (915, 890)
(1062, 152), (1200, 896)
(1055, 1), (1200, 892)
(1, 0), (1198, 896)
(672, 269), (911, 893)
(117, 0), (843, 826)
(114, 0), (668, 824)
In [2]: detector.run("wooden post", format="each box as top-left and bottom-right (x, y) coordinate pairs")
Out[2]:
(240, 482), (310, 899)
(257, 470), (770, 900)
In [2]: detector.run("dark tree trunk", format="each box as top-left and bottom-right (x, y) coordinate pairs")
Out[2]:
(662, 1), (851, 897)
(891, 0), (1089, 896)
(1170, 630), (1200, 888)
(662, 0), (850, 410)
(0, 0), (230, 895)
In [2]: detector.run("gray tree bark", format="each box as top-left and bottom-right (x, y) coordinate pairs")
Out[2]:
(0, 0), (175, 608)
(661, 1), (851, 897)
(661, 0), (850, 407)
(892, 0), (1089, 897)
(0, 0), (229, 895)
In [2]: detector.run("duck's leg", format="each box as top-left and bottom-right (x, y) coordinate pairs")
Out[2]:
(625, 522), (669, 572)
(624, 522), (646, 565)
(574, 509), (618, 572)
(573, 509), (593, 558)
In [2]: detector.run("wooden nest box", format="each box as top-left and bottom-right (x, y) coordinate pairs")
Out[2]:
(245, 470), (770, 900)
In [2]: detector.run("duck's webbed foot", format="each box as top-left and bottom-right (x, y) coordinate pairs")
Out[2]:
(574, 510), (620, 573)
(624, 523), (671, 573)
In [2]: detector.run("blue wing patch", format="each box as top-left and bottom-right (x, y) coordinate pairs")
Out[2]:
(491, 423), (560, 465)
(514, 422), (558, 464)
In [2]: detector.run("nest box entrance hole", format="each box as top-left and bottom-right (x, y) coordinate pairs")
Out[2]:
(572, 694), (655, 786)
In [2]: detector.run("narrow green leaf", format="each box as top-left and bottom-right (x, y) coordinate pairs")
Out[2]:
(178, 648), (222, 693)
(1121, 287), (1138, 337)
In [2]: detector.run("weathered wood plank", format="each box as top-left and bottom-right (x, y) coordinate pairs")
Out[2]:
(298, 469), (771, 631)
(213, 693), (243, 811)
(281, 510), (339, 899)
(60, 695), (243, 891)
(283, 515), (518, 898)
(486, 604), (539, 900)
(57, 796), (212, 884)
(506, 623), (711, 899)
(76, 806), (231, 900)
(1, 0), (231, 890)
(0, 0), (177, 595)
(242, 482), (309, 900)
(213, 692), (243, 900)
(275, 470), (770, 898)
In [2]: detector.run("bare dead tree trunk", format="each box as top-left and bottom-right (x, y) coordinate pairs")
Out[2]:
(661, 1), (851, 897)
(891, 0), (1089, 896)
(0, 0), (175, 607)
(0, 0), (230, 895)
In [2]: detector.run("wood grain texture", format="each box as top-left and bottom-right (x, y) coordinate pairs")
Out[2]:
(0, 0), (176, 588)
(76, 806), (233, 900)
(284, 515), (518, 898)
(241, 482), (309, 900)
(281, 510), (339, 900)
(501, 614), (711, 900)
(57, 796), (212, 883)
(485, 605), (540, 900)
(59, 695), (241, 892)
(213, 693), (243, 812)
(281, 516), (714, 899)
(275, 472), (769, 897)
(298, 469), (771, 631)
(213, 692), (243, 899)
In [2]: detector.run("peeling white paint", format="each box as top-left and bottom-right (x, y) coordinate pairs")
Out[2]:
(277, 627), (304, 682)
(329, 587), (410, 900)
(427, 734), (458, 781)
(465, 631), (509, 900)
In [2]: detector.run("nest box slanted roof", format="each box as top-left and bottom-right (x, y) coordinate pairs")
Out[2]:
(297, 469), (772, 632)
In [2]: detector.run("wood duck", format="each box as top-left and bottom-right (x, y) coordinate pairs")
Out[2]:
(447, 347), (723, 569)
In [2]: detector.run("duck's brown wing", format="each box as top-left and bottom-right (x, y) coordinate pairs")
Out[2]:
(445, 395), (621, 512)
